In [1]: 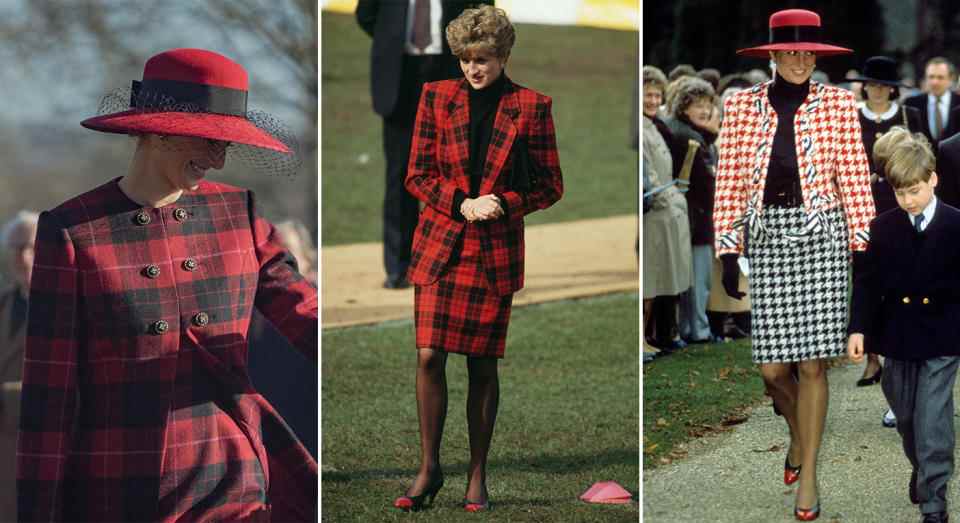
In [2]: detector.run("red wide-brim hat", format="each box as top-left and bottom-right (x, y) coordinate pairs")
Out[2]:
(737, 9), (853, 58)
(81, 48), (291, 154)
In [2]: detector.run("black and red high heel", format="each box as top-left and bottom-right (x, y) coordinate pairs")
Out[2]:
(794, 499), (820, 521)
(393, 475), (444, 512)
(463, 498), (491, 513)
(784, 455), (802, 485)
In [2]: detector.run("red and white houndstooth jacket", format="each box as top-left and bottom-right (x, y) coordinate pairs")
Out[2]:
(713, 80), (875, 256)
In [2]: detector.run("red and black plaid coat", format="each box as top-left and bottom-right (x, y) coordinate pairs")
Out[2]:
(17, 178), (317, 522)
(405, 77), (564, 296)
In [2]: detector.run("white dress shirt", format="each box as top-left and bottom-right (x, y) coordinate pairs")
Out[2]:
(910, 194), (937, 231)
(404, 0), (443, 55)
(927, 91), (952, 139)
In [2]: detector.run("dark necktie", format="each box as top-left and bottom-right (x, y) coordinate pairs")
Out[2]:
(935, 95), (944, 140)
(412, 0), (432, 51)
(915, 213), (925, 232)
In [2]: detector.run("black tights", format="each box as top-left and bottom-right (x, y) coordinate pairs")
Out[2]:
(408, 348), (499, 502)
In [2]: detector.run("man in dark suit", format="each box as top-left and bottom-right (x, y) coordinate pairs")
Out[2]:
(848, 132), (960, 523)
(904, 57), (960, 151)
(356, 0), (493, 289)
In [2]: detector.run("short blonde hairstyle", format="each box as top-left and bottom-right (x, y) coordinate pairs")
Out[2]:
(446, 5), (515, 60)
(872, 126), (911, 176)
(882, 130), (936, 189)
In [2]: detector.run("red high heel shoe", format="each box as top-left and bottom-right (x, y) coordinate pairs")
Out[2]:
(784, 455), (802, 485)
(794, 499), (820, 521)
(463, 498), (491, 512)
(393, 476), (444, 512)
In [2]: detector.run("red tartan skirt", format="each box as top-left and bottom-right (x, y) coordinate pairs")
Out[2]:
(414, 225), (514, 358)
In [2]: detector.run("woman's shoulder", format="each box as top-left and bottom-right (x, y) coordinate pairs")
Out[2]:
(814, 82), (857, 103)
(423, 78), (463, 98)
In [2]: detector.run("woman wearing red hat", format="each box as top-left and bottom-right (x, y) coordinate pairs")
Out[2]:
(714, 9), (874, 520)
(16, 48), (317, 522)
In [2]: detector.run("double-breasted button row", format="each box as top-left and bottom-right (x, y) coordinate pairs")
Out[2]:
(901, 296), (932, 305)
(141, 259), (200, 279)
(149, 315), (208, 334)
(135, 209), (188, 226)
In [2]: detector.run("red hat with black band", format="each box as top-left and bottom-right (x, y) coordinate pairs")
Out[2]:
(82, 48), (294, 155)
(737, 9), (852, 57)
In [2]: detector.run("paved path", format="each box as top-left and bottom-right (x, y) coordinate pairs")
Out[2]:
(322, 214), (638, 328)
(643, 361), (960, 522)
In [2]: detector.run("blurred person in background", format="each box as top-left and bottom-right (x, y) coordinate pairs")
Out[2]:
(356, 0), (492, 290)
(697, 67), (721, 92)
(904, 57), (960, 151)
(666, 77), (722, 344)
(0, 210), (37, 521)
(248, 219), (318, 460)
(17, 48), (318, 522)
(669, 63), (696, 82)
(715, 9), (874, 519)
(396, 6), (563, 512)
(643, 65), (692, 355)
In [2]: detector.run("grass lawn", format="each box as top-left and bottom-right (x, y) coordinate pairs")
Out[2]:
(321, 13), (638, 246)
(642, 339), (767, 469)
(321, 293), (639, 522)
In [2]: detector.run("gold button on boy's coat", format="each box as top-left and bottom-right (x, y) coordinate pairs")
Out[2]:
(924, 298), (930, 304)
(903, 297), (911, 304)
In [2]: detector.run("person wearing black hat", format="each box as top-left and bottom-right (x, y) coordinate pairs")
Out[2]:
(714, 9), (875, 521)
(849, 56), (923, 390)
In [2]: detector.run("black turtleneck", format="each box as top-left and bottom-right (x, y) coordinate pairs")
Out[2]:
(763, 73), (810, 206)
(452, 73), (507, 220)
(468, 73), (506, 196)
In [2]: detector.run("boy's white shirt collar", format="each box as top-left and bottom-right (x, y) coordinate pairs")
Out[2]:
(909, 195), (938, 231)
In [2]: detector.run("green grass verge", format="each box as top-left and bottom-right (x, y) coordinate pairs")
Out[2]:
(642, 339), (766, 469)
(321, 13), (639, 246)
(322, 293), (639, 522)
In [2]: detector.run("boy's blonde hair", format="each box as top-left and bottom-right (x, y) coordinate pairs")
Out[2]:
(876, 129), (935, 189)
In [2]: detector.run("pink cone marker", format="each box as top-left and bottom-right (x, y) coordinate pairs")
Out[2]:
(580, 481), (633, 504)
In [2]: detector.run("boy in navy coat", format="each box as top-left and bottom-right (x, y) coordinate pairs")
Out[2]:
(849, 130), (960, 523)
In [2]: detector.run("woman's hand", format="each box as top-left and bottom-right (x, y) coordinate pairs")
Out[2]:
(461, 194), (504, 222)
(847, 333), (865, 363)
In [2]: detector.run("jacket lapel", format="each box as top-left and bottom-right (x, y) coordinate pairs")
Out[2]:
(479, 78), (520, 195)
(445, 78), (471, 192)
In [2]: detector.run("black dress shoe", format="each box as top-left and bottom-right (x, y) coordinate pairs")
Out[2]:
(921, 511), (948, 523)
(856, 367), (882, 387)
(383, 275), (411, 289)
(910, 469), (919, 504)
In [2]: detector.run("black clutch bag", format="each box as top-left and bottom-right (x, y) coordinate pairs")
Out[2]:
(508, 136), (547, 193)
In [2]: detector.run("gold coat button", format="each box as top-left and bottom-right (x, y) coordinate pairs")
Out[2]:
(135, 211), (151, 225)
(923, 297), (930, 305)
(903, 297), (911, 304)
(174, 208), (188, 222)
(183, 258), (198, 271)
(145, 265), (160, 279)
(192, 312), (209, 327)
(151, 320), (169, 335)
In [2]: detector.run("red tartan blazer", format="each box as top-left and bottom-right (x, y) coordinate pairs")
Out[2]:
(713, 80), (875, 255)
(17, 178), (318, 522)
(405, 77), (564, 296)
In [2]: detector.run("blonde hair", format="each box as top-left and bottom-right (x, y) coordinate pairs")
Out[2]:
(872, 126), (912, 176)
(881, 130), (936, 189)
(446, 5), (515, 60)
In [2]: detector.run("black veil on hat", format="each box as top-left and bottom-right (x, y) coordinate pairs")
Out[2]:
(82, 48), (302, 177)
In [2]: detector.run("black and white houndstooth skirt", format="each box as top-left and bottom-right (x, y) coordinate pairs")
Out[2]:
(748, 206), (848, 364)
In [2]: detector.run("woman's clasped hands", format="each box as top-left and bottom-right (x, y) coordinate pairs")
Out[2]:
(461, 194), (504, 222)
